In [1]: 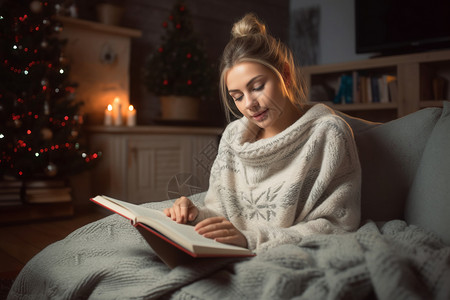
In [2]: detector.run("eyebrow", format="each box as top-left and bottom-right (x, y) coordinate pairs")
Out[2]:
(228, 75), (264, 93)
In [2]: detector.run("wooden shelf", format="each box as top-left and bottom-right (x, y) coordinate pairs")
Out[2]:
(56, 16), (142, 38)
(302, 49), (450, 122)
(322, 102), (398, 112)
(419, 100), (446, 108)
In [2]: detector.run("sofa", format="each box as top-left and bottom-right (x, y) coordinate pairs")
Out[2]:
(338, 101), (450, 244)
(8, 102), (450, 300)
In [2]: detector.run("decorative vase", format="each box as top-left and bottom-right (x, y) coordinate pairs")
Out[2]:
(96, 3), (124, 26)
(159, 95), (200, 121)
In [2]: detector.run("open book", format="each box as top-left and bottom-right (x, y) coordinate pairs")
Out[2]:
(91, 195), (255, 268)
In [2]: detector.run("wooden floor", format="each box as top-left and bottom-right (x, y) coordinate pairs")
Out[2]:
(0, 207), (107, 279)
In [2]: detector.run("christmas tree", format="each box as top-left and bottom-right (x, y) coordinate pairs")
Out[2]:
(144, 1), (215, 98)
(0, 0), (100, 181)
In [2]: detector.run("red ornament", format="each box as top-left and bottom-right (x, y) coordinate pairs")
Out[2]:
(186, 53), (192, 59)
(176, 23), (181, 29)
(179, 6), (185, 11)
(187, 80), (192, 85)
(163, 79), (169, 85)
(158, 47), (163, 53)
(162, 21), (168, 28)
(169, 15), (174, 20)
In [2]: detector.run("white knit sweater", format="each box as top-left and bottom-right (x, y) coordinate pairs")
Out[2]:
(196, 104), (361, 252)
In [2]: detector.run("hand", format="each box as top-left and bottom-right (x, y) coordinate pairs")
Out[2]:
(163, 196), (198, 224)
(195, 216), (248, 248)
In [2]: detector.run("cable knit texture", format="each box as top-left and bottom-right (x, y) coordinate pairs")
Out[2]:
(8, 197), (450, 300)
(196, 104), (361, 251)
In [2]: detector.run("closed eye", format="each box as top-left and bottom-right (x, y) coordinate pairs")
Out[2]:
(233, 95), (243, 101)
(230, 93), (243, 101)
(253, 84), (264, 92)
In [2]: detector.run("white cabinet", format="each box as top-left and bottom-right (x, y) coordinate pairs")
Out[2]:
(87, 126), (222, 203)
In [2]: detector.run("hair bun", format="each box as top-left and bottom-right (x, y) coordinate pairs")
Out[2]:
(231, 13), (266, 38)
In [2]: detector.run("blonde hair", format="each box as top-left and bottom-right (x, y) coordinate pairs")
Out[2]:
(220, 13), (308, 121)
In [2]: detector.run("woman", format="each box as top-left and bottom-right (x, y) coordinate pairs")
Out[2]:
(164, 13), (361, 252)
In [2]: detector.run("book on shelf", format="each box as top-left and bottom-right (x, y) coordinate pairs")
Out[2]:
(0, 179), (23, 207)
(91, 195), (255, 268)
(24, 179), (67, 189)
(333, 72), (397, 105)
(24, 179), (72, 204)
(25, 187), (72, 203)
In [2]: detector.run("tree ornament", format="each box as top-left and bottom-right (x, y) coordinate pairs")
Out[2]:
(40, 127), (53, 140)
(71, 130), (79, 138)
(41, 78), (49, 86)
(14, 119), (22, 128)
(44, 100), (50, 115)
(44, 162), (58, 177)
(53, 22), (63, 33)
(30, 1), (43, 13)
(59, 54), (68, 65)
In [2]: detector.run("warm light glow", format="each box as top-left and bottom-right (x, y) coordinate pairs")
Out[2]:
(128, 105), (134, 111)
(107, 104), (113, 111)
(114, 97), (120, 103)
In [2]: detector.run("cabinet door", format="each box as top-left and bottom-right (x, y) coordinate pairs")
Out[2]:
(127, 136), (189, 203)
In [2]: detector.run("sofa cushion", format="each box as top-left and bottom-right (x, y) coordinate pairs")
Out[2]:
(405, 101), (450, 245)
(338, 107), (442, 222)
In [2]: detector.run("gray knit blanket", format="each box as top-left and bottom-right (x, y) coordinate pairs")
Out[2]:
(8, 197), (450, 300)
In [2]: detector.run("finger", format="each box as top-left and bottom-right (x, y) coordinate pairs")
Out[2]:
(176, 206), (190, 224)
(188, 208), (198, 222)
(163, 208), (170, 217)
(195, 217), (225, 230)
(196, 221), (231, 236)
(169, 207), (176, 221)
(174, 204), (183, 223)
(202, 228), (232, 239)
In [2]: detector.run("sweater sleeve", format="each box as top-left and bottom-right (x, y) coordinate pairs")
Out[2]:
(243, 117), (361, 252)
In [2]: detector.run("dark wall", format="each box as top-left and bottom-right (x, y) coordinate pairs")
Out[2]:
(77, 0), (290, 126)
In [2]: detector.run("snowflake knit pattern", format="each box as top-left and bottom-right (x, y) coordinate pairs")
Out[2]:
(196, 104), (362, 252)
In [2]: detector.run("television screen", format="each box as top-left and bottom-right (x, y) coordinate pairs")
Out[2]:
(355, 0), (450, 55)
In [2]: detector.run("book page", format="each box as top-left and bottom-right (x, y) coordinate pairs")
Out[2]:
(92, 195), (137, 222)
(99, 196), (252, 254)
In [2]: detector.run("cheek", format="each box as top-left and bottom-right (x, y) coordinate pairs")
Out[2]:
(262, 87), (285, 110)
(234, 101), (247, 116)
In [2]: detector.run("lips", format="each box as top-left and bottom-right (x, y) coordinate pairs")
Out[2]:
(251, 109), (268, 121)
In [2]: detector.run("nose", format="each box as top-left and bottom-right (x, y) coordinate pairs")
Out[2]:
(244, 93), (258, 110)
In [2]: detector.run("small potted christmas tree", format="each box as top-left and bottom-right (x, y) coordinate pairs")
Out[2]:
(144, 1), (214, 121)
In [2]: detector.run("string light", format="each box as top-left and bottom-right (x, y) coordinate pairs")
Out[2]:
(1, 1), (101, 179)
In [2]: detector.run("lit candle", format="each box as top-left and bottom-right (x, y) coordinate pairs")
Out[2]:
(104, 104), (113, 126)
(113, 97), (122, 126)
(127, 105), (136, 126)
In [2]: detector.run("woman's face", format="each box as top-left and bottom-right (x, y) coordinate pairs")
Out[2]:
(226, 61), (298, 138)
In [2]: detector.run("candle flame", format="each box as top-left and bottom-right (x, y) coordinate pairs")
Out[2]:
(107, 104), (113, 111)
(128, 105), (134, 111)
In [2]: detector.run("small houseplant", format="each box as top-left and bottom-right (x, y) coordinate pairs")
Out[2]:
(144, 1), (214, 121)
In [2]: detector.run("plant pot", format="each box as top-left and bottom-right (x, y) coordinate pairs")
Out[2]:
(159, 95), (200, 121)
(96, 3), (124, 26)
